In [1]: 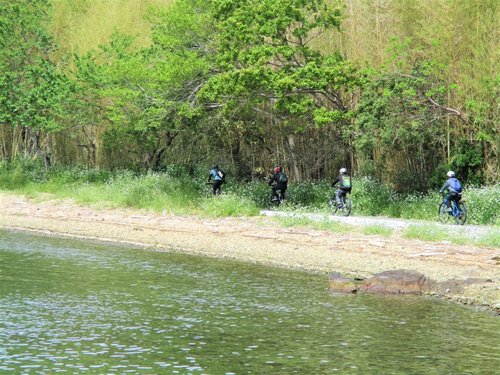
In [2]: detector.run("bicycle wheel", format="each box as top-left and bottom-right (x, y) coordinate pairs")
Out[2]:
(455, 203), (467, 225)
(438, 202), (451, 223)
(328, 198), (336, 212)
(339, 197), (352, 217)
(205, 186), (215, 198)
(270, 194), (280, 207)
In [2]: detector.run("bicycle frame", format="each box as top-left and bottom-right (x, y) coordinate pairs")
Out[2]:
(439, 196), (466, 225)
(443, 198), (461, 218)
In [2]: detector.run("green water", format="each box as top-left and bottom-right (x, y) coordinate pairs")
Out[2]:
(0, 230), (498, 374)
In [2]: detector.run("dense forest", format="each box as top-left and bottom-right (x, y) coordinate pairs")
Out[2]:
(0, 0), (498, 192)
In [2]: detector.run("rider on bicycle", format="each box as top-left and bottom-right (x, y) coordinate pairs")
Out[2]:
(268, 165), (288, 202)
(332, 168), (352, 208)
(439, 170), (463, 212)
(208, 164), (225, 195)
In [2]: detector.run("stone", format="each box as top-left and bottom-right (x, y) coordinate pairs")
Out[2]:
(358, 270), (434, 295)
(328, 272), (357, 293)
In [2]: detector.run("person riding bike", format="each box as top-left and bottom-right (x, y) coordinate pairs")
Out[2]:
(207, 164), (225, 195)
(268, 165), (288, 203)
(332, 167), (352, 208)
(439, 170), (463, 212)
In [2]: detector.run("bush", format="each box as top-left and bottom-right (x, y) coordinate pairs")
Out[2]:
(199, 193), (260, 217)
(0, 161), (498, 225)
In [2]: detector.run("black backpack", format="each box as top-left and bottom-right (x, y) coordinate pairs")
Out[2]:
(278, 172), (288, 183)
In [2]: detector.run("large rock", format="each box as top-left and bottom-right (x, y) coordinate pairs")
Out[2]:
(358, 270), (434, 295)
(328, 272), (357, 293)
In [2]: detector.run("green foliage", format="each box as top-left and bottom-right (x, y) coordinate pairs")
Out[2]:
(0, 0), (73, 138)
(451, 140), (484, 184)
(0, 157), (48, 188)
(200, 194), (260, 217)
(200, 0), (359, 129)
(353, 67), (452, 191)
(0, 0), (498, 191)
(0, 162), (498, 225)
(464, 185), (500, 226)
(349, 177), (394, 216)
(71, 1), (214, 169)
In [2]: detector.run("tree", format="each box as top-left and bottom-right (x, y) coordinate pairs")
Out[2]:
(193, 0), (360, 179)
(0, 0), (73, 166)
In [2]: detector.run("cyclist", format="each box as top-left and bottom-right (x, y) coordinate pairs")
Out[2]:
(332, 167), (352, 208)
(439, 170), (463, 212)
(208, 164), (225, 195)
(268, 165), (288, 203)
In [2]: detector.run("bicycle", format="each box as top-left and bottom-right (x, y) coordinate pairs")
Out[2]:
(205, 182), (224, 198)
(270, 191), (286, 207)
(329, 194), (352, 217)
(438, 195), (467, 225)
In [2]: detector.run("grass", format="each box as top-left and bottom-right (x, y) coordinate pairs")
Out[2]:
(362, 225), (393, 237)
(0, 160), (498, 225)
(403, 225), (450, 242)
(475, 231), (500, 248)
(199, 194), (260, 217)
(402, 225), (499, 248)
(274, 216), (353, 233)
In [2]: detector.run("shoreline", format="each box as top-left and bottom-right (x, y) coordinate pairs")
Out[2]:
(1, 192), (498, 313)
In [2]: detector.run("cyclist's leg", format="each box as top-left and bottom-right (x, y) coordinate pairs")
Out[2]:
(449, 192), (458, 214)
(271, 185), (279, 201)
(214, 180), (222, 195)
(280, 186), (287, 201)
(456, 193), (462, 211)
(335, 189), (343, 206)
(341, 190), (347, 205)
(444, 193), (452, 211)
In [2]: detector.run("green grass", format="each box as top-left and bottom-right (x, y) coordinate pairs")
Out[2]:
(402, 225), (499, 248)
(403, 225), (449, 242)
(0, 160), (498, 225)
(362, 225), (393, 237)
(475, 231), (500, 248)
(199, 194), (260, 217)
(274, 216), (352, 233)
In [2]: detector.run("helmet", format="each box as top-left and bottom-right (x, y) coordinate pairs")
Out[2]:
(213, 164), (219, 169)
(274, 166), (281, 173)
(339, 168), (347, 174)
(447, 170), (455, 178)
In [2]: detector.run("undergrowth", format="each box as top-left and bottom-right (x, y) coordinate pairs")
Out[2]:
(0, 159), (498, 225)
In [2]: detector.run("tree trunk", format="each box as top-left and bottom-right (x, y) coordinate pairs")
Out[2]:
(287, 134), (301, 181)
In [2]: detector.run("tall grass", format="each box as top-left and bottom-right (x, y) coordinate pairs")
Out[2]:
(0, 159), (498, 224)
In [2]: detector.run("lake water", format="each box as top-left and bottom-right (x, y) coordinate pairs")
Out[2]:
(0, 229), (498, 374)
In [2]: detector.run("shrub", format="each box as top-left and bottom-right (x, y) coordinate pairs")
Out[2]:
(0, 161), (498, 226)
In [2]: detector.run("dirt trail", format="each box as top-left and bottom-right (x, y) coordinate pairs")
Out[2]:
(0, 192), (498, 311)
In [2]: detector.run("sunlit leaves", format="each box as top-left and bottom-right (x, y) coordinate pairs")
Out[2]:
(201, 0), (358, 129)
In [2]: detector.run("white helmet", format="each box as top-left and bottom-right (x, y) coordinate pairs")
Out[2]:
(447, 170), (455, 178)
(339, 168), (347, 174)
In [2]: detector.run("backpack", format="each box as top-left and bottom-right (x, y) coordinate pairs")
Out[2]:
(341, 175), (351, 188)
(217, 169), (225, 180)
(449, 178), (462, 193)
(278, 172), (288, 183)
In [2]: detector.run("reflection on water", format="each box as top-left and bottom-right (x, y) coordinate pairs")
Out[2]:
(0, 230), (498, 374)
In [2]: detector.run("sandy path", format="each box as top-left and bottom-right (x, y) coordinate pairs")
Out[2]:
(0, 192), (498, 311)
